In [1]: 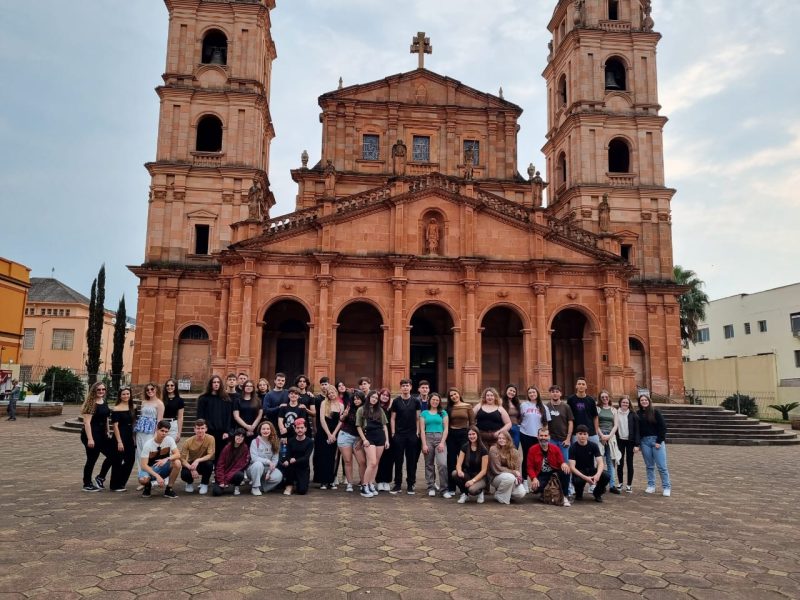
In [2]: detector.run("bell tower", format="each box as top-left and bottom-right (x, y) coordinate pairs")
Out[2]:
(142, 0), (276, 265)
(542, 0), (674, 281)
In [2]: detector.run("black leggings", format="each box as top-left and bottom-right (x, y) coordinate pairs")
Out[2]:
(109, 436), (136, 490)
(81, 433), (115, 486)
(393, 432), (418, 487)
(617, 438), (635, 486)
(519, 432), (539, 482)
(446, 429), (468, 492)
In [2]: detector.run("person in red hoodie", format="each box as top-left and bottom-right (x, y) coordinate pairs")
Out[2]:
(212, 428), (250, 496)
(526, 427), (572, 507)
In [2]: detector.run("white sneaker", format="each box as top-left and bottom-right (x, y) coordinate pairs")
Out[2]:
(588, 484), (596, 494)
(562, 497), (571, 507)
(184, 483), (195, 494)
(199, 484), (208, 495)
(346, 483), (354, 493)
(369, 483), (377, 494)
(662, 488), (671, 497)
(443, 491), (453, 499)
(333, 478), (340, 486)
(625, 485), (632, 493)
(320, 484), (328, 490)
(428, 489), (436, 497)
(251, 487), (262, 496)
(233, 486), (241, 496)
(523, 481), (530, 493)
(645, 486), (656, 494)
(477, 492), (485, 504)
(360, 485), (373, 498)
(457, 493), (468, 504)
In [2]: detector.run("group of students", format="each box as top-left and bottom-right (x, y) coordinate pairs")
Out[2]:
(79, 373), (672, 503)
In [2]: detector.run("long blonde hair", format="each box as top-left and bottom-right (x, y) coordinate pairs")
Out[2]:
(323, 386), (340, 418)
(493, 431), (519, 470)
(81, 382), (105, 415)
(479, 387), (500, 407)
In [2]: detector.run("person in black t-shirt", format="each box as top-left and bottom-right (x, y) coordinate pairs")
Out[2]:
(233, 380), (263, 440)
(566, 377), (600, 447)
(568, 424), (610, 502)
(162, 378), (185, 442)
(452, 426), (489, 503)
(278, 387), (309, 442)
(390, 378), (421, 494)
(282, 419), (314, 495)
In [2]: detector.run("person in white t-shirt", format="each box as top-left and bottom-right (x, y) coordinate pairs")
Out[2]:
(138, 420), (181, 498)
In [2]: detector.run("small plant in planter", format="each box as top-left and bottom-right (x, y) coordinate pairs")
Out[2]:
(768, 402), (800, 421)
(26, 382), (47, 395)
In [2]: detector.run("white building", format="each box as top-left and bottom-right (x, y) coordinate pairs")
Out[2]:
(685, 283), (800, 408)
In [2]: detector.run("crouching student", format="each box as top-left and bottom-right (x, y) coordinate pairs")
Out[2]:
(248, 421), (283, 495)
(179, 419), (215, 495)
(213, 428), (250, 496)
(282, 418), (314, 496)
(526, 427), (572, 507)
(139, 419), (181, 498)
(488, 430), (526, 504)
(569, 424), (610, 502)
(452, 426), (489, 504)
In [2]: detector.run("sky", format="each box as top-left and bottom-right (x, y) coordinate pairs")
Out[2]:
(1, 0), (798, 315)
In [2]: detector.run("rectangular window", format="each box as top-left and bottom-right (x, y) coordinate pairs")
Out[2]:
(463, 140), (479, 165)
(40, 308), (45, 315)
(758, 320), (767, 333)
(66, 309), (71, 317)
(51, 329), (75, 351)
(791, 312), (800, 334)
(723, 324), (734, 339)
(621, 244), (632, 263)
(412, 135), (430, 162)
(694, 327), (710, 343)
(194, 224), (210, 255)
(362, 134), (379, 160)
(609, 0), (619, 20)
(795, 350), (800, 368)
(744, 322), (751, 335)
(23, 329), (36, 350)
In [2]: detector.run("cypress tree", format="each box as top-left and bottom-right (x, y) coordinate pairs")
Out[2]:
(86, 265), (105, 383)
(86, 278), (98, 383)
(111, 296), (127, 392)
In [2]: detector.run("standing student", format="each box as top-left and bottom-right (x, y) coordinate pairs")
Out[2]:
(295, 374), (317, 418)
(416, 380), (431, 411)
(133, 383), (165, 469)
(545, 386), (574, 461)
(248, 421), (283, 495)
(6, 379), (20, 420)
(518, 386), (550, 487)
(569, 424), (610, 502)
(213, 428), (250, 496)
(636, 394), (671, 496)
(616, 396), (639, 492)
(262, 373), (288, 426)
(138, 420), (181, 498)
(567, 377), (600, 448)
(282, 419), (314, 496)
(338, 390), (366, 492)
(196, 375), (233, 459)
(390, 378), (421, 495)
(179, 419), (215, 495)
(236, 372), (248, 395)
(224, 373), (241, 404)
(356, 390), (390, 498)
(488, 430), (526, 504)
(445, 388), (475, 499)
(278, 387), (309, 442)
(256, 378), (270, 405)
(597, 390), (621, 494)
(420, 392), (449, 497)
(473, 387), (512, 452)
(162, 378), (185, 442)
(375, 388), (394, 492)
(357, 377), (372, 399)
(452, 426), (489, 504)
(109, 386), (137, 492)
(233, 380), (263, 440)
(80, 382), (114, 492)
(316, 385), (343, 489)
(527, 428), (572, 507)
(501, 385), (522, 448)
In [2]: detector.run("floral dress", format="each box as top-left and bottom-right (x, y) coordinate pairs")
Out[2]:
(133, 403), (159, 465)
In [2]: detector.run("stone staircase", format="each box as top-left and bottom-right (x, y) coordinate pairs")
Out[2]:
(51, 396), (200, 435)
(658, 404), (800, 446)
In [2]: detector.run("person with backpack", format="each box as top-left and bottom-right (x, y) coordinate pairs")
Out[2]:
(526, 427), (571, 507)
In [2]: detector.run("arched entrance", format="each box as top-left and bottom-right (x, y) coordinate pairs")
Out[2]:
(261, 300), (310, 383)
(480, 306), (525, 391)
(409, 304), (454, 394)
(335, 302), (384, 388)
(629, 338), (648, 390)
(551, 309), (592, 391)
(175, 325), (210, 391)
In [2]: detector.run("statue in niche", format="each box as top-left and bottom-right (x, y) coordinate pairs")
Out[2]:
(598, 193), (611, 232)
(573, 0), (584, 26)
(425, 218), (440, 255)
(392, 139), (407, 175)
(323, 159), (336, 196)
(463, 146), (475, 180)
(248, 181), (263, 220)
(641, 0), (655, 32)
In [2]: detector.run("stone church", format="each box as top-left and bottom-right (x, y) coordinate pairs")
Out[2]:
(131, 0), (684, 399)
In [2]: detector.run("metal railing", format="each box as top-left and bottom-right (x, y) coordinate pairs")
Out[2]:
(683, 388), (782, 418)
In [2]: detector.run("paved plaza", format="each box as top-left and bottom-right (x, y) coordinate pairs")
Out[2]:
(1, 407), (799, 600)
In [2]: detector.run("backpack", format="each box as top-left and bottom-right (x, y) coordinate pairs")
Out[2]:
(541, 473), (563, 505)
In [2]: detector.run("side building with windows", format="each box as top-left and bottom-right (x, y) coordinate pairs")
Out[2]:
(685, 282), (800, 406)
(19, 278), (136, 383)
(0, 257), (31, 369)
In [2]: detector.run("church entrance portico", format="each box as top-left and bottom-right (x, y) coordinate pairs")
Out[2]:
(480, 306), (527, 393)
(260, 299), (310, 383)
(551, 308), (596, 392)
(409, 304), (454, 393)
(334, 301), (385, 389)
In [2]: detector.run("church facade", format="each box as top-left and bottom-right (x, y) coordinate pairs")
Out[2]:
(131, 0), (684, 399)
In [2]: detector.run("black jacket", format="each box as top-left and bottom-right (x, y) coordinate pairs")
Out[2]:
(636, 409), (667, 445)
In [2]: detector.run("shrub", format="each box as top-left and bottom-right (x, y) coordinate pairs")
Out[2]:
(42, 366), (86, 404)
(768, 402), (800, 421)
(26, 381), (47, 394)
(722, 393), (758, 417)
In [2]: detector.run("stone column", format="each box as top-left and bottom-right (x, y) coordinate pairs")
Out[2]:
(462, 280), (480, 397)
(389, 278), (408, 386)
(532, 284), (551, 390)
(604, 288), (619, 368)
(239, 274), (256, 360)
(216, 279), (230, 361)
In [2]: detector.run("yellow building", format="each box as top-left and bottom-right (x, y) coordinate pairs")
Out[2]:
(19, 278), (136, 382)
(0, 257), (31, 366)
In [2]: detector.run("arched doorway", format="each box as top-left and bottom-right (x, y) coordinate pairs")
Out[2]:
(629, 338), (648, 390)
(261, 300), (310, 383)
(551, 309), (592, 392)
(335, 302), (384, 388)
(409, 304), (454, 394)
(175, 325), (210, 392)
(480, 306), (525, 391)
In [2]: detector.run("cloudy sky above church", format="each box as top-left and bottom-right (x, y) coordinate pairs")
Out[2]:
(2, 0), (798, 309)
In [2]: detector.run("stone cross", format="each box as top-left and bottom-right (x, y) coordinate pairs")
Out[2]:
(410, 32), (432, 69)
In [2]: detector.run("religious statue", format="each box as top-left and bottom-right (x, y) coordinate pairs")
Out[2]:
(323, 159), (336, 196)
(425, 218), (440, 255)
(641, 0), (655, 32)
(248, 181), (263, 220)
(392, 139), (407, 175)
(598, 193), (611, 232)
(338, 77), (343, 90)
(301, 149), (309, 169)
(463, 146), (475, 180)
(529, 165), (546, 208)
(573, 0), (584, 26)
(547, 40), (553, 62)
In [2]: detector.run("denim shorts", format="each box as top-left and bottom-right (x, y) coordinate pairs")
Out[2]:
(337, 430), (359, 448)
(138, 461), (172, 480)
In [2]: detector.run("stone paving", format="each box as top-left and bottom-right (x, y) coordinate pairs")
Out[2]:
(1, 407), (800, 599)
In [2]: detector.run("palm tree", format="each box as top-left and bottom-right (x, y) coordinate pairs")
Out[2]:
(673, 265), (709, 346)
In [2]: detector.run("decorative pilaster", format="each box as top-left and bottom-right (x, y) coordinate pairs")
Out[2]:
(216, 279), (230, 361)
(239, 274), (256, 359)
(532, 283), (551, 390)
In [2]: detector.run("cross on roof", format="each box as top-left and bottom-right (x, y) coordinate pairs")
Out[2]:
(410, 32), (432, 69)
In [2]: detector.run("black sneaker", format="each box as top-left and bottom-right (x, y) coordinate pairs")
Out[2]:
(406, 485), (416, 495)
(163, 486), (177, 499)
(142, 482), (152, 497)
(610, 486), (621, 495)
(389, 484), (402, 494)
(82, 484), (100, 492)
(94, 476), (105, 489)
(594, 495), (603, 503)
(574, 493), (584, 501)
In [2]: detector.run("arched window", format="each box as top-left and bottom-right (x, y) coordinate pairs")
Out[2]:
(558, 74), (568, 107)
(608, 0), (619, 20)
(179, 325), (209, 341)
(608, 138), (630, 172)
(196, 115), (223, 152)
(201, 30), (228, 65)
(557, 152), (568, 186)
(605, 58), (626, 91)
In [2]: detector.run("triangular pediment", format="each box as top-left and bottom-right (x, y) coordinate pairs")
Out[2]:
(319, 68), (521, 113)
(186, 209), (218, 220)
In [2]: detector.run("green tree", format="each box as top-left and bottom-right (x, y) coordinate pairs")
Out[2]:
(111, 296), (127, 393)
(674, 265), (709, 346)
(43, 366), (86, 404)
(86, 264), (105, 383)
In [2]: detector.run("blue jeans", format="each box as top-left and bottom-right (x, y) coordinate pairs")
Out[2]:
(640, 436), (671, 489)
(509, 424), (520, 449)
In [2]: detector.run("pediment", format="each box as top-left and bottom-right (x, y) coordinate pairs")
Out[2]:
(320, 69), (521, 112)
(186, 209), (218, 220)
